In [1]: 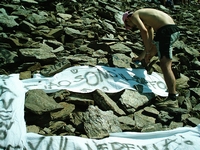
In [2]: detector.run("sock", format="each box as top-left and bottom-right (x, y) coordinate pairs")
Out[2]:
(168, 93), (177, 100)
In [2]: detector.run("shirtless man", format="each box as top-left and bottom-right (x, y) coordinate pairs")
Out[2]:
(122, 8), (180, 105)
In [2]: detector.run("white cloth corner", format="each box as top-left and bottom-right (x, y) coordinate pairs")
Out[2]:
(0, 74), (26, 150)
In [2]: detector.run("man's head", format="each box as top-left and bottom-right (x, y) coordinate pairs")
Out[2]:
(122, 11), (133, 30)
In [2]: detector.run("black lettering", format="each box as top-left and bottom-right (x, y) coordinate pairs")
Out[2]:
(0, 122), (13, 130)
(111, 142), (135, 150)
(0, 75), (10, 84)
(24, 85), (38, 90)
(47, 137), (53, 149)
(85, 72), (98, 86)
(0, 98), (14, 110)
(71, 69), (78, 74)
(74, 75), (84, 82)
(157, 81), (166, 89)
(0, 86), (16, 97)
(0, 144), (21, 149)
(152, 143), (159, 150)
(59, 136), (64, 149)
(107, 70), (118, 78)
(102, 86), (109, 91)
(85, 143), (94, 150)
(184, 140), (193, 145)
(96, 143), (108, 150)
(58, 80), (71, 87)
(80, 88), (92, 92)
(118, 73), (128, 81)
(163, 138), (177, 148)
(41, 68), (51, 76)
(27, 137), (45, 150)
(0, 113), (12, 120)
(55, 61), (63, 68)
(62, 137), (69, 149)
(0, 130), (7, 140)
(148, 81), (157, 89)
(47, 82), (59, 89)
(137, 145), (147, 150)
(97, 69), (109, 82)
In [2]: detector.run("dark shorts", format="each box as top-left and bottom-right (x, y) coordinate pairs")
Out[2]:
(153, 25), (180, 59)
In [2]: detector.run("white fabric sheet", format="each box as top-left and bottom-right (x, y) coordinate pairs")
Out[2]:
(1, 66), (200, 150)
(22, 65), (168, 96)
(0, 74), (26, 150)
(25, 126), (200, 150)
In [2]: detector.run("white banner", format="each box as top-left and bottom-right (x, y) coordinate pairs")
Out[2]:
(22, 65), (168, 96)
(25, 126), (200, 150)
(0, 74), (26, 150)
(0, 71), (200, 150)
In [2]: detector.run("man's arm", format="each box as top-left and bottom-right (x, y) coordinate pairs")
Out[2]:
(144, 27), (156, 63)
(147, 26), (154, 49)
(131, 14), (152, 53)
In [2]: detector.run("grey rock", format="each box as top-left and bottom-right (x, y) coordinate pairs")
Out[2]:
(21, 0), (38, 4)
(191, 57), (200, 70)
(27, 12), (49, 25)
(134, 109), (156, 130)
(77, 45), (94, 55)
(118, 116), (136, 131)
(193, 103), (200, 111)
(92, 49), (108, 58)
(50, 102), (75, 120)
(190, 88), (200, 98)
(67, 96), (94, 106)
(18, 46), (57, 64)
(176, 73), (190, 90)
(0, 8), (19, 27)
(157, 110), (174, 123)
(83, 105), (122, 139)
(27, 125), (40, 133)
(110, 43), (132, 53)
(112, 53), (132, 68)
(25, 89), (63, 115)
(187, 117), (200, 126)
(102, 21), (116, 33)
(169, 121), (184, 129)
(40, 57), (71, 77)
(56, 4), (66, 13)
(48, 27), (64, 39)
(143, 106), (160, 117)
(64, 27), (81, 38)
(119, 89), (149, 113)
(141, 123), (163, 132)
(70, 111), (84, 128)
(49, 121), (66, 134)
(92, 89), (126, 116)
(19, 71), (32, 80)
(184, 47), (199, 57)
(0, 48), (18, 67)
(19, 20), (37, 33)
(67, 54), (97, 66)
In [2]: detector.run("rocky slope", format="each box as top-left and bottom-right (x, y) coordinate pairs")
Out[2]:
(0, 0), (199, 139)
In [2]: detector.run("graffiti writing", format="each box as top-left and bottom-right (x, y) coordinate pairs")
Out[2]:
(25, 135), (196, 150)
(0, 76), (22, 149)
(23, 66), (167, 95)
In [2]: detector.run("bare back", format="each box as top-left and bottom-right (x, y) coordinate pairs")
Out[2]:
(133, 8), (175, 32)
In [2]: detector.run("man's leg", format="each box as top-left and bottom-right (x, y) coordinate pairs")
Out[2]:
(155, 56), (179, 108)
(160, 56), (176, 95)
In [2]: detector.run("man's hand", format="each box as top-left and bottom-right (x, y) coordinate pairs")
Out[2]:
(132, 50), (146, 62)
(144, 52), (152, 64)
(144, 43), (157, 64)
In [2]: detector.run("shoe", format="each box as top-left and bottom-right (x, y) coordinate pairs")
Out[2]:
(155, 97), (179, 108)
